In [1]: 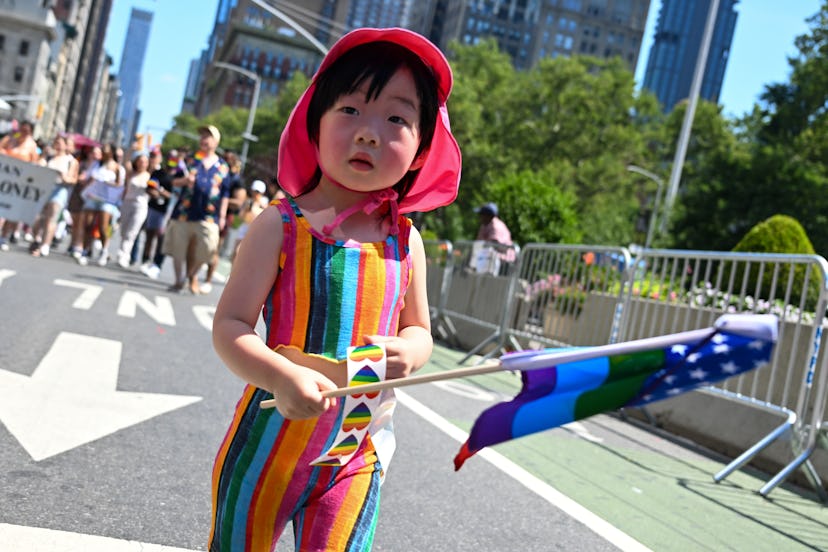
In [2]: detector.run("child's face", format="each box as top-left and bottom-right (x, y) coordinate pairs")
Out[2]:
(317, 67), (424, 193)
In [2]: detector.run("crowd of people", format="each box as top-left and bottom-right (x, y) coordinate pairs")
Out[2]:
(0, 121), (280, 293)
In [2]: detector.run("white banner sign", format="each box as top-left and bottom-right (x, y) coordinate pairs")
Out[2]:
(0, 153), (59, 223)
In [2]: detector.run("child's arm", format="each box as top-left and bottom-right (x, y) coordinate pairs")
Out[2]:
(366, 226), (433, 379)
(212, 206), (338, 418)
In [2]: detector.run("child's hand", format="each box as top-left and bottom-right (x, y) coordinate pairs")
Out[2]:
(270, 364), (338, 420)
(364, 335), (417, 380)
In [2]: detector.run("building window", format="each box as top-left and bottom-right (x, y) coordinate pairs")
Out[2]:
(19, 40), (29, 56)
(0, 34), (5, 51)
(14, 66), (24, 82)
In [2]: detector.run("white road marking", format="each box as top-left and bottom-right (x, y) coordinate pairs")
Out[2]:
(193, 305), (216, 331)
(563, 421), (605, 443)
(0, 268), (15, 286)
(395, 390), (653, 552)
(0, 523), (197, 552)
(54, 279), (103, 310)
(0, 332), (201, 461)
(117, 290), (176, 325)
(432, 380), (499, 401)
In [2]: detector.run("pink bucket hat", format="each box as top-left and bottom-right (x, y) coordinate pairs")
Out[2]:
(277, 27), (461, 214)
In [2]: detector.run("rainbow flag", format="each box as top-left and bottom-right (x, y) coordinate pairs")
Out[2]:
(454, 314), (777, 470)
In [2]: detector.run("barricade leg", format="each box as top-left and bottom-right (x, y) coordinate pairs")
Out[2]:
(714, 417), (794, 483)
(758, 444), (828, 502)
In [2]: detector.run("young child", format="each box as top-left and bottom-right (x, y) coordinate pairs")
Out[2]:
(210, 28), (461, 551)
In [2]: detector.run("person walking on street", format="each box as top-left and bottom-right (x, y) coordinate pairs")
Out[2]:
(29, 135), (79, 257)
(209, 28), (461, 550)
(0, 120), (40, 250)
(231, 179), (269, 260)
(139, 149), (180, 279)
(68, 145), (101, 259)
(116, 152), (151, 268)
(76, 144), (125, 266)
(163, 125), (229, 294)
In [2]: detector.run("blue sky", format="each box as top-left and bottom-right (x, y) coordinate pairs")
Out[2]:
(104, 0), (823, 140)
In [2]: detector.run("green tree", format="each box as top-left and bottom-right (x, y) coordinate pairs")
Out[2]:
(487, 164), (581, 245)
(672, 3), (828, 256)
(427, 39), (663, 245)
(160, 71), (311, 184)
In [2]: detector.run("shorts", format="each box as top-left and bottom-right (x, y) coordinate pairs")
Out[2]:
(82, 199), (120, 217)
(145, 209), (167, 231)
(47, 184), (72, 210)
(163, 219), (219, 266)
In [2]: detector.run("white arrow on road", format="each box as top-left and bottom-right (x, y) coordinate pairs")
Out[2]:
(0, 332), (201, 461)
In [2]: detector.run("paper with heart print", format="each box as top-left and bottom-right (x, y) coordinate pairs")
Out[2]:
(310, 343), (387, 466)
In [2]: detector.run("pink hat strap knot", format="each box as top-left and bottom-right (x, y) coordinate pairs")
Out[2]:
(322, 188), (400, 236)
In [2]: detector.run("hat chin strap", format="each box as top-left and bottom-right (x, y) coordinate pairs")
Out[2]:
(319, 167), (400, 237)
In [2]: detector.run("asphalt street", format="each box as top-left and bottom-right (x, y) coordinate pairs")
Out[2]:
(1, 242), (827, 552)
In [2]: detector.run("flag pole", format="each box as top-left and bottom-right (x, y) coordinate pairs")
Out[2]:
(259, 327), (719, 408)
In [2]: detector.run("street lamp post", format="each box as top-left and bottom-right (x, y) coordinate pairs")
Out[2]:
(248, 0), (329, 55)
(627, 164), (665, 250)
(212, 62), (261, 173)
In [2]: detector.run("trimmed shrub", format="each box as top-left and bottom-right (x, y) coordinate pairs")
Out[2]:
(730, 215), (821, 310)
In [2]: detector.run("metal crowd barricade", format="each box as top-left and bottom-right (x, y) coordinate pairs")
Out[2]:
(423, 239), (454, 343)
(498, 244), (633, 355)
(430, 239), (521, 359)
(617, 249), (828, 499)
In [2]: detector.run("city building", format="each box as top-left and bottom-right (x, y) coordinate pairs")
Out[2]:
(65, 0), (114, 139)
(115, 7), (152, 148)
(641, 0), (739, 111)
(410, 0), (650, 71)
(190, 0), (649, 125)
(193, 0), (330, 118)
(0, 0), (57, 133)
(42, 0), (90, 139)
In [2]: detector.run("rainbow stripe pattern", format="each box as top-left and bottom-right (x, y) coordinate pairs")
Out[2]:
(454, 324), (775, 470)
(210, 197), (410, 550)
(349, 344), (385, 363)
(342, 402), (372, 432)
(262, 197), (412, 360)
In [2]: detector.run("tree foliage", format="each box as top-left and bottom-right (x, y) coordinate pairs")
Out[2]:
(422, 38), (663, 245)
(672, 2), (828, 257)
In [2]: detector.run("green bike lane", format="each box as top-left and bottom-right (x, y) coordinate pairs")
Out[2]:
(420, 344), (828, 552)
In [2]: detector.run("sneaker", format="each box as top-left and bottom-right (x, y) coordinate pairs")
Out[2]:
(77, 254), (88, 266)
(97, 252), (109, 266)
(24, 232), (34, 243)
(144, 264), (161, 279)
(0, 239), (8, 252)
(117, 254), (130, 269)
(39, 244), (50, 257)
(199, 282), (213, 294)
(70, 248), (83, 259)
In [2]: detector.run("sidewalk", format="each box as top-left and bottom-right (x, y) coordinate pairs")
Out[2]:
(423, 344), (828, 551)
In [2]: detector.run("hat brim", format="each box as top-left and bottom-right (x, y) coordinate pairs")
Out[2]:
(277, 28), (461, 214)
(197, 125), (220, 142)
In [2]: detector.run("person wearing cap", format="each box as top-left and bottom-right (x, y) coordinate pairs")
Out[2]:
(139, 148), (181, 279)
(230, 179), (269, 260)
(163, 124), (230, 294)
(475, 202), (516, 270)
(475, 202), (513, 246)
(210, 28), (461, 549)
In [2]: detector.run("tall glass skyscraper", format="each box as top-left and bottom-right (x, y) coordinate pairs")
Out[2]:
(116, 7), (153, 146)
(642, 0), (739, 112)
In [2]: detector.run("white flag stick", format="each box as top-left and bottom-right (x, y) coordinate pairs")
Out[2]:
(259, 314), (777, 408)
